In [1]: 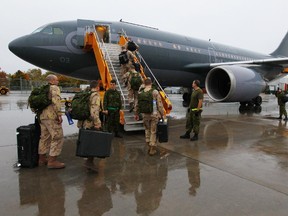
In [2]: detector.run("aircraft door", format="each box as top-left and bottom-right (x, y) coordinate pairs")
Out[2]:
(77, 19), (95, 47)
(95, 25), (110, 43)
(208, 47), (216, 63)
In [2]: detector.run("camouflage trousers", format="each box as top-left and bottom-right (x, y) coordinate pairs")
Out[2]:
(143, 114), (158, 146)
(107, 110), (120, 133)
(279, 105), (287, 117)
(39, 119), (64, 156)
(128, 89), (138, 105)
(185, 110), (201, 135)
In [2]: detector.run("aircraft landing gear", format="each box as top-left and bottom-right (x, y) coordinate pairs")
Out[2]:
(239, 95), (262, 115)
(182, 92), (191, 107)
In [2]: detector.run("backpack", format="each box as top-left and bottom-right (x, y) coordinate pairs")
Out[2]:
(130, 72), (142, 91)
(119, 51), (129, 65)
(138, 89), (153, 113)
(132, 62), (141, 72)
(127, 41), (137, 51)
(28, 84), (52, 113)
(70, 90), (92, 120)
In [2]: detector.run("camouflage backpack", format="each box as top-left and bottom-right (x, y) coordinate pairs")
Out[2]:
(138, 89), (153, 113)
(28, 84), (52, 114)
(70, 90), (92, 120)
(130, 72), (142, 91)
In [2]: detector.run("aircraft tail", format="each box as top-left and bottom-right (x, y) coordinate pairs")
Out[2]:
(270, 31), (288, 57)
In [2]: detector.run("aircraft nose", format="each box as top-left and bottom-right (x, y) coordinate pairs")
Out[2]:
(8, 36), (28, 57)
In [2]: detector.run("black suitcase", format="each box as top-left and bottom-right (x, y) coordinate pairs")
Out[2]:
(76, 129), (113, 158)
(16, 118), (40, 168)
(157, 118), (169, 143)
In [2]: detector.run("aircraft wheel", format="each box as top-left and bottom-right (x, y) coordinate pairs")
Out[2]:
(0, 89), (7, 95)
(239, 105), (247, 114)
(254, 105), (262, 114)
(253, 96), (262, 106)
(65, 101), (72, 107)
(182, 93), (191, 107)
(182, 101), (189, 107)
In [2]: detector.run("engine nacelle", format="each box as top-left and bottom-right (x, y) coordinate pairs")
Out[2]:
(205, 65), (267, 102)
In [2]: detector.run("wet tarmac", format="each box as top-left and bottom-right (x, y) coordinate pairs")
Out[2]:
(0, 91), (288, 216)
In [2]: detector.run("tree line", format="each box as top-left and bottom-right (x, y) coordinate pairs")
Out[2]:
(0, 69), (88, 88)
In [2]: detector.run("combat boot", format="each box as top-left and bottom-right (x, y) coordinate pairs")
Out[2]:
(180, 132), (190, 139)
(148, 146), (157, 156)
(190, 134), (198, 141)
(47, 156), (65, 169)
(38, 154), (48, 166)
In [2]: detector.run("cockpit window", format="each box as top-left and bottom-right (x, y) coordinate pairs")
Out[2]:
(42, 26), (64, 35)
(31, 25), (64, 35)
(31, 25), (47, 34)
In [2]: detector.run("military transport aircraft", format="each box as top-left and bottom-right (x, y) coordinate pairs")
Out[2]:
(9, 19), (288, 106)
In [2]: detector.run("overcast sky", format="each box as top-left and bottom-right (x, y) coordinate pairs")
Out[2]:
(1, 0), (288, 74)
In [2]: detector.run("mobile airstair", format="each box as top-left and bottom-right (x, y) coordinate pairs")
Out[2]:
(81, 26), (172, 131)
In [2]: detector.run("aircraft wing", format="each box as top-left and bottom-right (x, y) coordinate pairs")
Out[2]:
(184, 57), (288, 71)
(210, 57), (288, 68)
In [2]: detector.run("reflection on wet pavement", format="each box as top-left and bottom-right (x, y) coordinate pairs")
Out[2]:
(0, 92), (288, 215)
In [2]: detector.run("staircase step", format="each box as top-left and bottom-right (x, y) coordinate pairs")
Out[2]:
(100, 43), (144, 131)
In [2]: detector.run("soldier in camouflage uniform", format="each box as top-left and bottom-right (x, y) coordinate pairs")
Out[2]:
(77, 80), (102, 169)
(180, 80), (203, 141)
(135, 78), (164, 156)
(103, 79), (123, 138)
(38, 74), (65, 169)
(123, 64), (144, 112)
(275, 88), (288, 120)
(120, 45), (137, 80)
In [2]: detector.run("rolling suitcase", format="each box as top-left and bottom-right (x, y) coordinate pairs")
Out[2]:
(76, 129), (113, 158)
(157, 118), (169, 143)
(16, 117), (40, 168)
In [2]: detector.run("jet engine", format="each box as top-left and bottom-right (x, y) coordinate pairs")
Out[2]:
(205, 65), (267, 102)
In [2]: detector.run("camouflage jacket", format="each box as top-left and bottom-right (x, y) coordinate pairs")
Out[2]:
(40, 84), (62, 120)
(103, 88), (122, 110)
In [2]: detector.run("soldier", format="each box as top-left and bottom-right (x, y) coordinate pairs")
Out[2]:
(38, 74), (65, 169)
(119, 46), (129, 78)
(123, 64), (144, 112)
(77, 80), (102, 169)
(125, 41), (138, 68)
(135, 78), (164, 156)
(180, 80), (203, 141)
(103, 79), (123, 138)
(275, 88), (288, 120)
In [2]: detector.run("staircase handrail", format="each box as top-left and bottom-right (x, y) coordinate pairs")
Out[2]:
(119, 29), (166, 95)
(84, 26), (112, 89)
(119, 29), (172, 114)
(95, 33), (126, 109)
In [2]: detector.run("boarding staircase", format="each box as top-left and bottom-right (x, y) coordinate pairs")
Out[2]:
(82, 26), (172, 131)
(100, 43), (145, 131)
